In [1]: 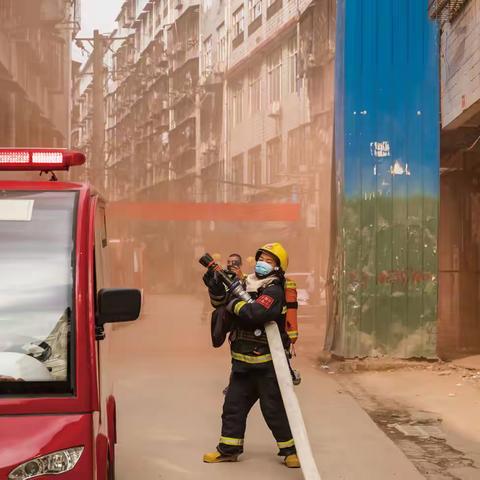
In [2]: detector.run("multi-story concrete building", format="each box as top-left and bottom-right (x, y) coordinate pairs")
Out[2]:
(81, 0), (201, 204)
(105, 2), (137, 200)
(430, 0), (480, 358)
(71, 0), (203, 286)
(198, 1), (226, 202)
(199, 0), (335, 278)
(71, 56), (93, 183)
(71, 0), (335, 289)
(0, 0), (79, 147)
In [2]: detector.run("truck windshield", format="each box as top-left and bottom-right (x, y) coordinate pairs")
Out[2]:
(0, 191), (77, 395)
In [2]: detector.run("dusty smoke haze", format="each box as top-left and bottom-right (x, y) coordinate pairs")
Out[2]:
(1, 0), (335, 330)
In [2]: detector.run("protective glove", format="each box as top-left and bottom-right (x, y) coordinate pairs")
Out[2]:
(203, 269), (215, 287)
(203, 270), (224, 296)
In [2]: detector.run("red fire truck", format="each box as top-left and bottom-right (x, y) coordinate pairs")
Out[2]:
(0, 149), (141, 479)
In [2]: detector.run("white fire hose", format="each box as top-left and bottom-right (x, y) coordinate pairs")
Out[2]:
(265, 321), (322, 480)
(199, 254), (321, 478)
(233, 279), (321, 479)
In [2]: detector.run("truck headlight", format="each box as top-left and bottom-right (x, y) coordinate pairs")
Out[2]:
(8, 447), (84, 479)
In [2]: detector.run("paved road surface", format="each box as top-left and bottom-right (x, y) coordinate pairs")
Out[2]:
(108, 294), (424, 480)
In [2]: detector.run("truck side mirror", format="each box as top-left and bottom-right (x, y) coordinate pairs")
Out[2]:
(97, 288), (142, 326)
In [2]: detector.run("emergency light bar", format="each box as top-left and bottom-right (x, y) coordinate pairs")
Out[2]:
(0, 149), (85, 171)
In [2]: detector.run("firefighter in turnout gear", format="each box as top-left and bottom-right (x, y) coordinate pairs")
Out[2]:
(202, 243), (300, 468)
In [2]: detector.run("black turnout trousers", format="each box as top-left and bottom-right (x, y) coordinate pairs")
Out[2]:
(217, 364), (296, 457)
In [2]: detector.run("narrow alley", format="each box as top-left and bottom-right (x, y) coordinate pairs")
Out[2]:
(109, 295), (424, 479)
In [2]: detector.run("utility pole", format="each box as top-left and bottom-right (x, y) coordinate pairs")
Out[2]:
(92, 29), (105, 192)
(194, 76), (202, 251)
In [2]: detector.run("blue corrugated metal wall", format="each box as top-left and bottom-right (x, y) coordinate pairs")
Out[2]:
(331, 0), (440, 358)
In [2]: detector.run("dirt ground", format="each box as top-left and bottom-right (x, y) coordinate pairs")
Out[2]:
(327, 359), (480, 480)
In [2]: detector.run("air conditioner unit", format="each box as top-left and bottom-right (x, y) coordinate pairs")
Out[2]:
(268, 101), (282, 117)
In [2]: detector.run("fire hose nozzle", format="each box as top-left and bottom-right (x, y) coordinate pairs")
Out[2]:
(199, 253), (253, 303)
(199, 253), (215, 269)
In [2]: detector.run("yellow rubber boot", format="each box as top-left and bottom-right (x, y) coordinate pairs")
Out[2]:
(284, 454), (301, 468)
(203, 452), (239, 463)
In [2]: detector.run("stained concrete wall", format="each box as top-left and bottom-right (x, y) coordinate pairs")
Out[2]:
(441, 0), (480, 129)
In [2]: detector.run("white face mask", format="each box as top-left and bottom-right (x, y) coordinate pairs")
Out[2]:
(255, 261), (274, 277)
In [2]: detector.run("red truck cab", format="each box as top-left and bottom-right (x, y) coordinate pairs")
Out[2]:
(0, 149), (141, 479)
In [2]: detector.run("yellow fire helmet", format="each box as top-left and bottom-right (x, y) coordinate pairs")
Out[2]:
(255, 242), (289, 272)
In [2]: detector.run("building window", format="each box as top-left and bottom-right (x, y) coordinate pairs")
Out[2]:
(141, 17), (146, 50)
(288, 127), (300, 170)
(154, 0), (162, 28)
(147, 11), (153, 39)
(233, 6), (245, 38)
(288, 35), (299, 93)
(288, 125), (311, 171)
(249, 0), (262, 22)
(135, 28), (141, 53)
(249, 67), (262, 113)
(232, 84), (244, 126)
(232, 153), (244, 199)
(217, 22), (226, 64)
(0, 1), (12, 21)
(267, 137), (282, 183)
(248, 146), (262, 186)
(267, 48), (282, 104)
(203, 36), (213, 73)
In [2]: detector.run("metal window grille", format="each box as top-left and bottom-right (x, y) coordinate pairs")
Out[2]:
(288, 35), (298, 93)
(249, 0), (262, 22)
(249, 67), (262, 113)
(267, 49), (282, 103)
(232, 85), (244, 125)
(217, 23), (226, 63)
(248, 146), (262, 185)
(233, 6), (245, 37)
(267, 136), (282, 183)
